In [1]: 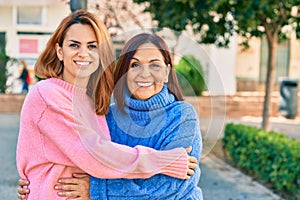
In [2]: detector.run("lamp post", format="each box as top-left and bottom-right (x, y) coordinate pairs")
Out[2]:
(70, 0), (87, 12)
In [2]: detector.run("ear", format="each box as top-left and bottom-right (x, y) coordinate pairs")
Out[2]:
(55, 43), (63, 61)
(165, 64), (171, 83)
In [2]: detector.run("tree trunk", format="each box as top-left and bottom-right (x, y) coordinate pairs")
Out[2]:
(262, 36), (277, 131)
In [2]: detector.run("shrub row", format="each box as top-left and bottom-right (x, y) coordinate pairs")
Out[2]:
(222, 123), (300, 199)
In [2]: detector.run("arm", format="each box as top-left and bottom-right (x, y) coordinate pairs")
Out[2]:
(17, 174), (91, 200)
(97, 104), (202, 199)
(35, 87), (188, 180)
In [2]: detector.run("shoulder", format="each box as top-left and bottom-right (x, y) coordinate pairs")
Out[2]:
(31, 78), (73, 107)
(23, 79), (52, 101)
(34, 78), (62, 92)
(106, 103), (116, 120)
(170, 101), (198, 119)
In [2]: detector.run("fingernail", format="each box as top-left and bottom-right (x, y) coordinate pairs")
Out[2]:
(58, 179), (61, 183)
(54, 185), (58, 189)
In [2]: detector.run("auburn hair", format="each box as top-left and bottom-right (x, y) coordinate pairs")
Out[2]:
(34, 10), (114, 115)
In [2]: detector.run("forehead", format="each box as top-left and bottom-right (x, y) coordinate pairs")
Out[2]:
(133, 43), (164, 61)
(65, 24), (97, 41)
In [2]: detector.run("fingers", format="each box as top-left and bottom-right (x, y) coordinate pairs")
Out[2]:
(187, 168), (195, 176)
(56, 190), (79, 198)
(188, 158), (198, 169)
(185, 151), (198, 180)
(18, 179), (29, 187)
(17, 179), (30, 200)
(55, 184), (78, 192)
(18, 187), (29, 195)
(58, 177), (80, 185)
(72, 173), (90, 178)
(17, 193), (27, 200)
(188, 155), (197, 164)
(55, 174), (90, 199)
(185, 146), (192, 154)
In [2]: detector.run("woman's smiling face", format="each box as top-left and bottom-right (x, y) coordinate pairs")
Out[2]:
(126, 43), (170, 100)
(55, 23), (100, 88)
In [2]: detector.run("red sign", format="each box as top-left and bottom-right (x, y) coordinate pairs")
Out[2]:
(19, 39), (38, 53)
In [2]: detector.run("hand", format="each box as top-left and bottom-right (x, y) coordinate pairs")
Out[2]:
(17, 179), (30, 199)
(185, 146), (198, 180)
(54, 173), (91, 200)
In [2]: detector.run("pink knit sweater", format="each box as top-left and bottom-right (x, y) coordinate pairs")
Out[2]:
(16, 78), (187, 199)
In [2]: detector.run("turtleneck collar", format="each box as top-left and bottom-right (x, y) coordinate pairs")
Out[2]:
(124, 85), (175, 112)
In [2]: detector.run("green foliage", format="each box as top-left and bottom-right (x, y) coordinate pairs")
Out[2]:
(223, 123), (300, 199)
(134, 0), (234, 47)
(175, 54), (205, 96)
(0, 50), (9, 93)
(225, 0), (300, 46)
(134, 0), (300, 47)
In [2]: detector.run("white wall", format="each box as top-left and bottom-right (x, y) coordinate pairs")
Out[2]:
(1, 0), (70, 93)
(173, 32), (237, 95)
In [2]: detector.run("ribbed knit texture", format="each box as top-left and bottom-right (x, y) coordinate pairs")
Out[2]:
(90, 85), (203, 200)
(16, 79), (188, 200)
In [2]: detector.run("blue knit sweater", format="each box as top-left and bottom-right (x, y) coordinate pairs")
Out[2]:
(90, 86), (203, 200)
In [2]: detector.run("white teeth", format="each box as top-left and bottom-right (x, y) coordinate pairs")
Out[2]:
(76, 61), (89, 66)
(137, 82), (153, 87)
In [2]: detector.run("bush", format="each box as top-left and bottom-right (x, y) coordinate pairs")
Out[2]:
(0, 51), (9, 93)
(223, 123), (300, 199)
(175, 54), (205, 96)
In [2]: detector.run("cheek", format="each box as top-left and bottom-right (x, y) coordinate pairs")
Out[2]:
(155, 73), (167, 84)
(126, 76), (136, 93)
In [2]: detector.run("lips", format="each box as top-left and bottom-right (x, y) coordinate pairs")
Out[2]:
(136, 82), (153, 87)
(75, 61), (91, 66)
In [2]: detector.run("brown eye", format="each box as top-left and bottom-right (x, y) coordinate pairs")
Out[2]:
(69, 43), (79, 48)
(88, 44), (98, 50)
(131, 62), (142, 68)
(149, 63), (163, 71)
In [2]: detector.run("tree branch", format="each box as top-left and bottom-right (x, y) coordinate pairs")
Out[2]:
(260, 13), (272, 44)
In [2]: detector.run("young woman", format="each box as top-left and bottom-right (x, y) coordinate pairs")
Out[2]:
(16, 11), (197, 200)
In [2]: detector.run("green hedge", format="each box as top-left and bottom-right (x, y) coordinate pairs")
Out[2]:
(175, 54), (205, 96)
(223, 123), (300, 199)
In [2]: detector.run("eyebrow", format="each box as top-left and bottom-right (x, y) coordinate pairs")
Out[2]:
(69, 40), (97, 44)
(131, 57), (162, 62)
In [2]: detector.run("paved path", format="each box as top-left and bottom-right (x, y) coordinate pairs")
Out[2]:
(199, 154), (281, 200)
(0, 114), (287, 199)
(0, 114), (20, 199)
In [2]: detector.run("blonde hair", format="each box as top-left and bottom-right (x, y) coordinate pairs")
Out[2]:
(35, 10), (114, 115)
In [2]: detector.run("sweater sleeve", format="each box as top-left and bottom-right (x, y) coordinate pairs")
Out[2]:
(36, 90), (188, 180)
(97, 104), (203, 199)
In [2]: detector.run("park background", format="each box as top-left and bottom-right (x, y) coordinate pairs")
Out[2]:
(0, 0), (299, 199)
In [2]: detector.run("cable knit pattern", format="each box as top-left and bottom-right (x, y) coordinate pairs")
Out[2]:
(90, 85), (203, 200)
(16, 79), (188, 200)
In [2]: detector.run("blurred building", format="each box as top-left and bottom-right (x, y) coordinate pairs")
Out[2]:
(0, 0), (70, 93)
(235, 35), (300, 92)
(1, 0), (298, 95)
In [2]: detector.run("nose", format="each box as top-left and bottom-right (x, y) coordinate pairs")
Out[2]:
(78, 46), (89, 58)
(140, 65), (151, 77)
